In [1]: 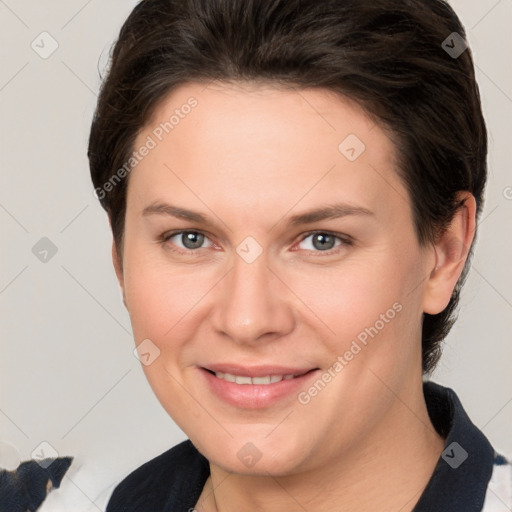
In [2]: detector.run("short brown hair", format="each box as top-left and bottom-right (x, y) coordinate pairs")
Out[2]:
(88, 0), (487, 375)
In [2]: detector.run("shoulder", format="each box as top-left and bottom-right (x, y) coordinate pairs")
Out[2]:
(106, 439), (209, 512)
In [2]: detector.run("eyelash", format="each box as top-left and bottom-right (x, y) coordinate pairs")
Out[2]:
(158, 230), (353, 257)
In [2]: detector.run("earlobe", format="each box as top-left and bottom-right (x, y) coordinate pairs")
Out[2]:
(422, 192), (476, 315)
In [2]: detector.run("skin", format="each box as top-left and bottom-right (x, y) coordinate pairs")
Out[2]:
(111, 81), (476, 512)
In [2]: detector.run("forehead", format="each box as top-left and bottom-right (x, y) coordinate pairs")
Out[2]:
(128, 81), (409, 227)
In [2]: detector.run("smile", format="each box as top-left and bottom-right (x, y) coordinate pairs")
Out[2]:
(199, 367), (320, 409)
(212, 371), (299, 385)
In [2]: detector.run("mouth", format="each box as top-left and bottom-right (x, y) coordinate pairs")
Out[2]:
(198, 366), (320, 409)
(202, 368), (314, 385)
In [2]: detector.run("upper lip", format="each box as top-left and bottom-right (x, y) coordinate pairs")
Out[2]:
(201, 364), (318, 377)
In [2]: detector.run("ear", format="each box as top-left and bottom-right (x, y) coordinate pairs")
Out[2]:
(112, 241), (127, 309)
(422, 191), (477, 315)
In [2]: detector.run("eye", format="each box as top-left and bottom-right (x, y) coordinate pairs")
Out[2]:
(160, 229), (352, 256)
(295, 231), (351, 255)
(161, 230), (214, 253)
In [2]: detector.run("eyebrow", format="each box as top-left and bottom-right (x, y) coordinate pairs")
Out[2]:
(142, 201), (374, 227)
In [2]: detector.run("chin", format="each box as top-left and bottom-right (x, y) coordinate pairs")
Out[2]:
(196, 432), (312, 477)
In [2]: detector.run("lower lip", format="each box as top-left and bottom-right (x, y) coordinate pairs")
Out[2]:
(198, 367), (320, 409)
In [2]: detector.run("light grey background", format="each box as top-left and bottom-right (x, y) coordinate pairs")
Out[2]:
(1, 1), (511, 510)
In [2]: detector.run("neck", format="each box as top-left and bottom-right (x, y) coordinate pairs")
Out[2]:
(196, 379), (445, 512)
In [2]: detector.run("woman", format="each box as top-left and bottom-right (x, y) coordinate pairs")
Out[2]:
(88, 0), (511, 510)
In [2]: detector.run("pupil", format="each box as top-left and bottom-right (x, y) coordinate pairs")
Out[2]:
(313, 233), (334, 251)
(183, 232), (203, 249)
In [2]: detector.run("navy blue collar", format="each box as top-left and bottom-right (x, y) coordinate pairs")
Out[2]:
(413, 381), (495, 511)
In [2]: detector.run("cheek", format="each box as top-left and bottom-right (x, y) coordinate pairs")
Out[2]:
(122, 248), (224, 388)
(123, 256), (207, 420)
(288, 249), (423, 382)
(290, 257), (410, 333)
(125, 262), (198, 342)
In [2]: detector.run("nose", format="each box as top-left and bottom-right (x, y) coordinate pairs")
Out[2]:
(211, 249), (296, 345)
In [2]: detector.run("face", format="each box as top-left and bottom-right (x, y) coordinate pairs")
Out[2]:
(115, 81), (438, 476)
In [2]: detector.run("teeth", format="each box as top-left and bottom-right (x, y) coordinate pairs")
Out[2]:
(214, 371), (297, 385)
